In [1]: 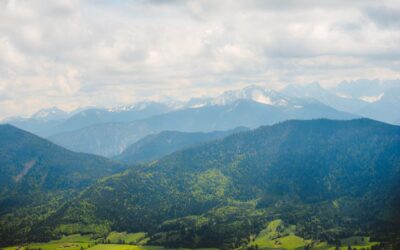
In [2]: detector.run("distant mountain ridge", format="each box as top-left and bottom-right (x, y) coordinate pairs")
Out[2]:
(186, 85), (292, 107)
(4, 81), (400, 136)
(3, 101), (172, 137)
(2, 107), (72, 137)
(115, 127), (249, 164)
(4, 83), (400, 158)
(284, 80), (400, 124)
(49, 98), (357, 156)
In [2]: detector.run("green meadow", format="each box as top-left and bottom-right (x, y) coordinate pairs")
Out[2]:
(106, 232), (148, 245)
(248, 219), (311, 250)
(3, 242), (91, 250)
(0, 233), (219, 250)
(246, 220), (379, 250)
(1, 228), (379, 250)
(309, 236), (379, 250)
(2, 234), (95, 250)
(49, 234), (95, 243)
(87, 244), (165, 250)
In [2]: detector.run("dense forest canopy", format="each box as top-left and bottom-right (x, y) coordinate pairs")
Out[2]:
(1, 119), (397, 248)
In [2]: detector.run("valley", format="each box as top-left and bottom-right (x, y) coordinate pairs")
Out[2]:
(1, 119), (399, 249)
(2, 1), (399, 249)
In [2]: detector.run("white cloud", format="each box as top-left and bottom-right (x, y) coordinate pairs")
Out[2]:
(0, 0), (400, 119)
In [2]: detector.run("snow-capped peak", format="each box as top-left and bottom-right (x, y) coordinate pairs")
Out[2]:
(107, 101), (159, 113)
(210, 85), (290, 107)
(107, 105), (136, 113)
(359, 93), (384, 103)
(32, 107), (68, 120)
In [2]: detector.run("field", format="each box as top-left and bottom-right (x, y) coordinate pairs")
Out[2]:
(247, 220), (380, 250)
(86, 245), (219, 250)
(2, 234), (95, 250)
(326, 236), (379, 250)
(309, 236), (379, 250)
(86, 244), (165, 250)
(106, 232), (148, 244)
(2, 243), (220, 250)
(0, 232), (219, 250)
(249, 220), (311, 249)
(1, 231), (379, 250)
(2, 242), (92, 250)
(49, 234), (95, 243)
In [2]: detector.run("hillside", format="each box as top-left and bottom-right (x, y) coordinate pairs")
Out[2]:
(43, 102), (171, 137)
(35, 119), (400, 248)
(49, 99), (357, 157)
(115, 127), (248, 164)
(5, 102), (170, 137)
(3, 107), (71, 137)
(0, 125), (127, 245)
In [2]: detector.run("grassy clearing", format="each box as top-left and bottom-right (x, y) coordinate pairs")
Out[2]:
(323, 236), (379, 250)
(248, 220), (380, 250)
(309, 236), (379, 250)
(1, 230), (378, 250)
(1, 234), (95, 250)
(310, 242), (330, 250)
(251, 220), (311, 250)
(253, 234), (310, 249)
(86, 245), (218, 250)
(86, 245), (162, 250)
(2, 242), (92, 250)
(339, 236), (379, 247)
(1, 235), (219, 250)
(49, 234), (94, 243)
(279, 235), (309, 249)
(106, 232), (147, 244)
(2, 243), (219, 250)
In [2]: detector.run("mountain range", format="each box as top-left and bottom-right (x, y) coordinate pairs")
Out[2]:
(6, 118), (396, 249)
(1, 118), (400, 248)
(2, 82), (400, 157)
(283, 80), (400, 125)
(48, 97), (356, 157)
(3, 102), (171, 137)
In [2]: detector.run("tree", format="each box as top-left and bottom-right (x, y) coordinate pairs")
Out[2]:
(335, 240), (341, 250)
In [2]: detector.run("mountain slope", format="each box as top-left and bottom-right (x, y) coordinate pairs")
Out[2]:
(115, 127), (248, 164)
(282, 83), (368, 113)
(0, 124), (125, 197)
(0, 124), (127, 245)
(39, 119), (400, 247)
(4, 107), (71, 137)
(49, 99), (357, 157)
(4, 102), (171, 137)
(44, 102), (170, 136)
(357, 87), (400, 125)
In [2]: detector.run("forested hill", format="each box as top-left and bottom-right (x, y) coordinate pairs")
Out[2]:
(36, 119), (400, 248)
(115, 127), (248, 164)
(0, 124), (126, 245)
(0, 124), (125, 196)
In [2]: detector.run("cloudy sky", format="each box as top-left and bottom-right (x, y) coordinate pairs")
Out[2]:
(0, 0), (400, 119)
